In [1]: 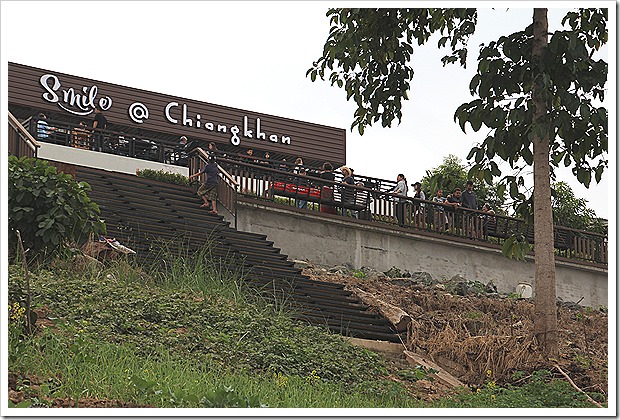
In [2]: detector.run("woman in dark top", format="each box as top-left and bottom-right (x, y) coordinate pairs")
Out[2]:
(319, 162), (337, 214)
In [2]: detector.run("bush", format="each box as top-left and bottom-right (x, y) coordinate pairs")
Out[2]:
(136, 168), (189, 186)
(8, 156), (106, 259)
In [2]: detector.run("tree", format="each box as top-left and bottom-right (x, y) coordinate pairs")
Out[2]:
(308, 8), (608, 357)
(8, 156), (106, 261)
(421, 154), (506, 213)
(551, 181), (604, 233)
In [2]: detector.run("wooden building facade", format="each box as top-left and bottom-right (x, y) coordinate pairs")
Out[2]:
(8, 62), (346, 168)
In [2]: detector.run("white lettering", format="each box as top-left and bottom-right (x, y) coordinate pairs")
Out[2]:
(40, 74), (60, 103)
(165, 102), (179, 124)
(98, 97), (112, 110)
(230, 125), (240, 146)
(256, 117), (265, 140)
(39, 73), (112, 116)
(182, 104), (193, 127)
(243, 116), (253, 138)
(160, 102), (292, 148)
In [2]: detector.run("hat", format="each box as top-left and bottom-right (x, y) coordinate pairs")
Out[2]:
(179, 136), (188, 142)
(411, 182), (421, 187)
(340, 166), (351, 176)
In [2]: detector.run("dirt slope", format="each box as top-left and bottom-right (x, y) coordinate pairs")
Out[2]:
(302, 263), (608, 399)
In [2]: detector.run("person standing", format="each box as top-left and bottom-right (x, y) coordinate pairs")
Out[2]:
(460, 180), (479, 239)
(432, 189), (449, 230)
(72, 121), (90, 149)
(36, 113), (51, 140)
(339, 166), (356, 217)
(175, 136), (192, 165)
(188, 156), (219, 214)
(411, 181), (426, 226)
(92, 106), (108, 151)
(319, 162), (337, 214)
(296, 167), (309, 209)
(461, 180), (478, 210)
(390, 174), (408, 227)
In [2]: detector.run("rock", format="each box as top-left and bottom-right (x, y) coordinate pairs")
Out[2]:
(390, 278), (415, 287)
(293, 259), (310, 269)
(444, 275), (488, 296)
(342, 261), (355, 271)
(411, 272), (435, 284)
(384, 266), (403, 278)
(328, 265), (350, 275)
(485, 281), (498, 293)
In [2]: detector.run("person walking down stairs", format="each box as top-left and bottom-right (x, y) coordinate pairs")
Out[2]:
(189, 156), (219, 214)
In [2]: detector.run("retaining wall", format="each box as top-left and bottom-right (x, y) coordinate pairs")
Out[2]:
(229, 200), (608, 308)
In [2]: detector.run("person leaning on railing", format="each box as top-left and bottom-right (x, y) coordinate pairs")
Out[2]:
(390, 174), (408, 227)
(319, 162), (337, 214)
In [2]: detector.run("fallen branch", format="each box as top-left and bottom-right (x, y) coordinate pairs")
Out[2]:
(554, 364), (603, 408)
(353, 287), (412, 332)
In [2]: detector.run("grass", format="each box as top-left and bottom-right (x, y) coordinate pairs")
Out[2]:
(8, 246), (420, 408)
(7, 243), (603, 409)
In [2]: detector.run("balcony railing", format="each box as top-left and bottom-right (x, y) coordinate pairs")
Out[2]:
(22, 116), (607, 265)
(216, 157), (608, 266)
(8, 112), (40, 158)
(26, 117), (184, 165)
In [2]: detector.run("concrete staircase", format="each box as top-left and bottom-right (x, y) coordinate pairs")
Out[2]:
(75, 165), (403, 343)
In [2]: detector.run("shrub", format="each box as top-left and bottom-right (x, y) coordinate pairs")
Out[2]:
(8, 156), (106, 259)
(136, 168), (189, 186)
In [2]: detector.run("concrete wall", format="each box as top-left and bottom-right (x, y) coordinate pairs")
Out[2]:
(230, 200), (608, 308)
(38, 143), (189, 177)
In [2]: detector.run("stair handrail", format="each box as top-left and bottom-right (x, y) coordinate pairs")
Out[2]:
(190, 147), (239, 228)
(8, 111), (40, 158)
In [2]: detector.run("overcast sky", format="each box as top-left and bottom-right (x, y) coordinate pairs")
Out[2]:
(1, 1), (614, 219)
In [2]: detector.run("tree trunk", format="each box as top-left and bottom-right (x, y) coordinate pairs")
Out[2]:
(531, 8), (559, 358)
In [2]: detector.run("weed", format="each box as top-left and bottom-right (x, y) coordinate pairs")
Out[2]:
(397, 365), (438, 382)
(432, 369), (596, 408)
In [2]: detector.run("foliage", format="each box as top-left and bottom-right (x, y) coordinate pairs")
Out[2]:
(551, 181), (605, 233)
(459, 9), (607, 200)
(397, 365), (438, 382)
(421, 154), (506, 213)
(501, 234), (532, 261)
(136, 168), (189, 186)
(8, 258), (391, 393)
(8, 156), (106, 260)
(309, 7), (607, 203)
(307, 8), (477, 135)
(433, 370), (601, 408)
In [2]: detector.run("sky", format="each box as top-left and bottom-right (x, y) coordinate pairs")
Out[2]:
(1, 1), (614, 220)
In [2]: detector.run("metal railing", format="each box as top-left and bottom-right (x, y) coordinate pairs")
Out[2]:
(8, 112), (40, 158)
(189, 148), (239, 228)
(26, 117), (184, 165)
(19, 116), (607, 264)
(216, 157), (608, 265)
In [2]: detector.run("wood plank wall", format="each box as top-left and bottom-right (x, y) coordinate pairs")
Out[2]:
(8, 62), (346, 167)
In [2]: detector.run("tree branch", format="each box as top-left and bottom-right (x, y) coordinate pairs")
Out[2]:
(553, 364), (603, 408)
